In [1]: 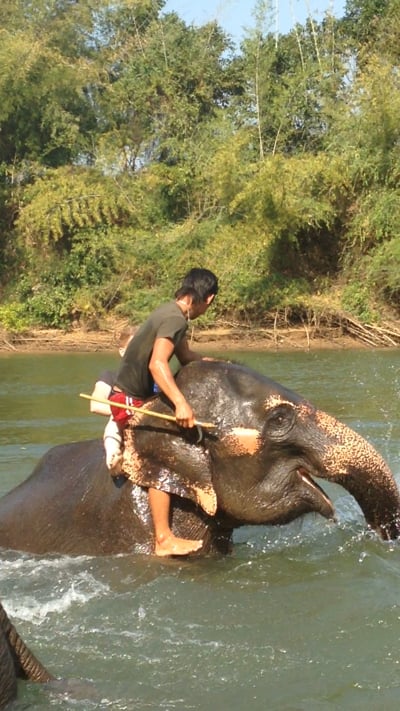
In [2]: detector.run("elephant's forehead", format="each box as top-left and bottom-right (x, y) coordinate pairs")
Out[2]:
(263, 394), (313, 416)
(263, 394), (286, 409)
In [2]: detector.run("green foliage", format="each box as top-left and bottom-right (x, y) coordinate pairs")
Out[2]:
(239, 11), (346, 156)
(342, 0), (389, 46)
(95, 10), (237, 171)
(15, 167), (140, 248)
(0, 0), (399, 330)
(0, 303), (30, 332)
(228, 153), (348, 238)
(329, 55), (400, 189)
(341, 282), (378, 323)
(366, 237), (400, 309)
(346, 189), (400, 251)
(326, 45), (400, 317)
(0, 24), (98, 165)
(203, 221), (311, 320)
(373, 0), (400, 63)
(12, 225), (138, 327)
(25, 285), (74, 328)
(114, 222), (221, 322)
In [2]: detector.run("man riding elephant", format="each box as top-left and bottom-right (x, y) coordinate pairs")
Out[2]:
(106, 267), (219, 557)
(0, 360), (398, 557)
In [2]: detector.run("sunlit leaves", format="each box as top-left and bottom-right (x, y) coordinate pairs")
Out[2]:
(16, 167), (137, 247)
(330, 55), (400, 188)
(0, 26), (98, 164)
(229, 153), (348, 233)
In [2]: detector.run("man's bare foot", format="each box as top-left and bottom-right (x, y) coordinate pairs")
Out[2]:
(155, 533), (203, 557)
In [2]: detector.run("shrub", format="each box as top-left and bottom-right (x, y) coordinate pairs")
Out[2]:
(0, 303), (30, 332)
(341, 282), (378, 323)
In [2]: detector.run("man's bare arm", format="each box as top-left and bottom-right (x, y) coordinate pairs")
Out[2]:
(149, 337), (195, 427)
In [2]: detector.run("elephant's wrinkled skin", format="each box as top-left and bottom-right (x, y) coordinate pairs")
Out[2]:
(0, 361), (398, 556)
(0, 599), (53, 708)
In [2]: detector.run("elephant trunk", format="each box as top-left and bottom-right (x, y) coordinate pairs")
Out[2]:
(315, 411), (400, 540)
(0, 631), (17, 709)
(0, 602), (54, 683)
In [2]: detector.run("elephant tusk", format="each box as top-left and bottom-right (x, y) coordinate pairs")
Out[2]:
(79, 393), (217, 429)
(297, 468), (337, 521)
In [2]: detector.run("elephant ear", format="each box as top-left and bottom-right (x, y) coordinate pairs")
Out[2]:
(121, 425), (217, 516)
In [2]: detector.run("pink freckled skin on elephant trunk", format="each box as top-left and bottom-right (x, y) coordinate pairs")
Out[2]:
(313, 410), (400, 539)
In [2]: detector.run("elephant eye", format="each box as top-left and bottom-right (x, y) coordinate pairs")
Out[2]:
(263, 403), (295, 440)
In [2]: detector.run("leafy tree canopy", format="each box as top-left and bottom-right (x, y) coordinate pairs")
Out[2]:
(0, 0), (399, 333)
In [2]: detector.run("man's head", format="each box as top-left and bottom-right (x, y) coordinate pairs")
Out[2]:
(175, 268), (218, 305)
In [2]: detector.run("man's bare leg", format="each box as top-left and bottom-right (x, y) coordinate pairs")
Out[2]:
(104, 434), (125, 477)
(148, 488), (203, 556)
(104, 419), (123, 474)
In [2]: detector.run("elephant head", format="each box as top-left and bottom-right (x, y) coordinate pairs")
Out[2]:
(126, 360), (400, 541)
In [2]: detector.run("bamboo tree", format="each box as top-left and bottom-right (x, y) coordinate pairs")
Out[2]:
(238, 13), (345, 157)
(326, 43), (400, 316)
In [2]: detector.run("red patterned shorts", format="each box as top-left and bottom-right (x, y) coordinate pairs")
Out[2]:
(109, 391), (144, 428)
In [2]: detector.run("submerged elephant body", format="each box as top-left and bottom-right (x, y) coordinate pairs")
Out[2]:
(0, 361), (398, 556)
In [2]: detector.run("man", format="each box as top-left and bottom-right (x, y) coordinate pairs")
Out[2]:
(108, 268), (219, 557)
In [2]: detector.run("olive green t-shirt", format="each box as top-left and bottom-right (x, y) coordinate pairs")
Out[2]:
(114, 301), (188, 399)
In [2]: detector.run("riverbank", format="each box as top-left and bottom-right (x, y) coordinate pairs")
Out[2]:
(1, 321), (398, 353)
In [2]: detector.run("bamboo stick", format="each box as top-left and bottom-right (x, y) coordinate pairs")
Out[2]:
(79, 393), (216, 429)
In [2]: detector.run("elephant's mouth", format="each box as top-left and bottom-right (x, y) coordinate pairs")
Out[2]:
(297, 467), (336, 520)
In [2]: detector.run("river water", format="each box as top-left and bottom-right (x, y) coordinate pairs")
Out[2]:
(0, 348), (399, 710)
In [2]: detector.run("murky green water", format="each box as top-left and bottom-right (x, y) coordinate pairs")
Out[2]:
(0, 348), (399, 710)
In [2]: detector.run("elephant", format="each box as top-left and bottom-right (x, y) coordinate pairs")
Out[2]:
(0, 599), (53, 708)
(0, 360), (398, 557)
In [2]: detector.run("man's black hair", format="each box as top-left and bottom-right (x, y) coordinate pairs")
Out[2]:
(175, 268), (219, 304)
